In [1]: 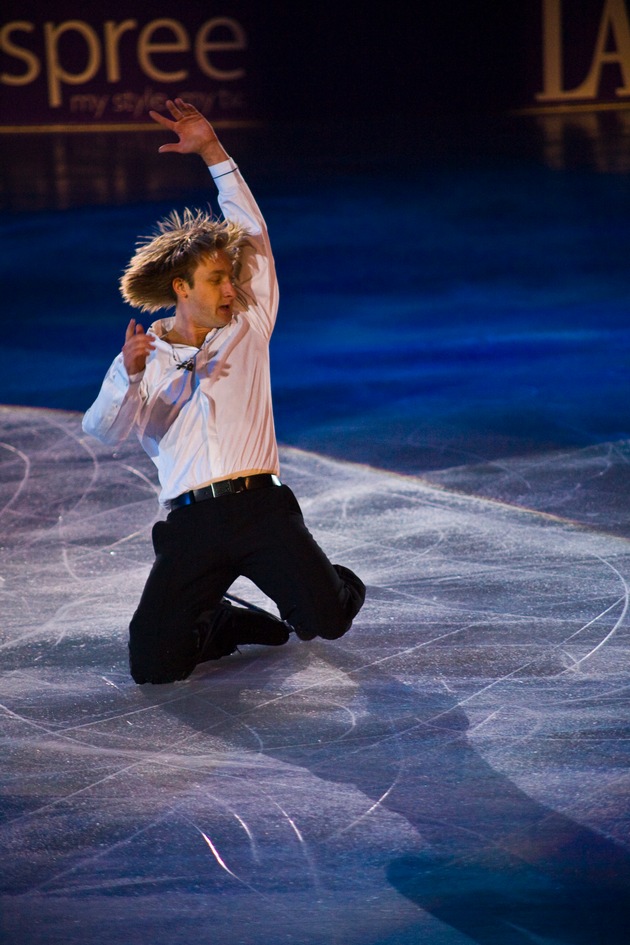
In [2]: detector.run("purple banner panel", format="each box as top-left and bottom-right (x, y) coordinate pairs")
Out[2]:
(0, 1), (260, 130)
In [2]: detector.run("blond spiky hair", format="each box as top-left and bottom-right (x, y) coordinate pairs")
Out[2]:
(119, 207), (246, 312)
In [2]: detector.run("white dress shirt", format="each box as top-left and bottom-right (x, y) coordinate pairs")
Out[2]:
(82, 159), (280, 507)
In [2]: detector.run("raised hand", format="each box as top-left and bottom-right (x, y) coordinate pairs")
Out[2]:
(122, 319), (155, 376)
(148, 98), (228, 166)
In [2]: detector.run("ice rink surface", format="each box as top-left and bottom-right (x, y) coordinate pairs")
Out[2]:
(1, 406), (629, 944)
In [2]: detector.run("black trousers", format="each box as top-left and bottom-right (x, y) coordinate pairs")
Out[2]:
(128, 483), (365, 683)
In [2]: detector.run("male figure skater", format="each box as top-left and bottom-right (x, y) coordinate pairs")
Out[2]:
(83, 100), (365, 684)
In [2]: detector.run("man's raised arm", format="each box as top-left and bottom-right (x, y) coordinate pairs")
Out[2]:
(150, 100), (279, 338)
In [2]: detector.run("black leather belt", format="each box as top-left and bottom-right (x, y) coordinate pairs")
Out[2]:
(168, 473), (281, 510)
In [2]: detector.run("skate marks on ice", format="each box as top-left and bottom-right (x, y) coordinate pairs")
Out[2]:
(0, 406), (629, 945)
(425, 438), (630, 540)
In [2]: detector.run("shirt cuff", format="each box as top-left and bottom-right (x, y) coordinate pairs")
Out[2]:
(208, 158), (237, 180)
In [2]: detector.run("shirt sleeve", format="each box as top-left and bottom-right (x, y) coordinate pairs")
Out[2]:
(82, 354), (145, 446)
(209, 158), (279, 340)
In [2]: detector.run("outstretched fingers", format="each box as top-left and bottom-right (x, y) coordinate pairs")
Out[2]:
(148, 98), (224, 162)
(148, 109), (175, 131)
(168, 98), (195, 118)
(149, 99), (200, 129)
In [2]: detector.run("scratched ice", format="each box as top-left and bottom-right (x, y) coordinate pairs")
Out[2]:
(1, 406), (629, 945)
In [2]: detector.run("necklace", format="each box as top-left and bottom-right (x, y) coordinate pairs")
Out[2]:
(164, 324), (224, 371)
(175, 354), (197, 372)
(160, 325), (200, 372)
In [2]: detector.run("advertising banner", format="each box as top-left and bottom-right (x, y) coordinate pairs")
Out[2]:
(519, 0), (630, 113)
(6, 2), (630, 134)
(0, 1), (259, 131)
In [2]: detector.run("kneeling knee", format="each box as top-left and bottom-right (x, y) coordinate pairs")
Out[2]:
(292, 608), (354, 642)
(129, 657), (193, 685)
(318, 620), (352, 641)
(128, 641), (196, 685)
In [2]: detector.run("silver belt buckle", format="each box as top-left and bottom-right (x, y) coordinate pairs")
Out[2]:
(210, 479), (235, 498)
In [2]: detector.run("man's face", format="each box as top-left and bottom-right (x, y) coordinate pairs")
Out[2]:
(182, 251), (237, 329)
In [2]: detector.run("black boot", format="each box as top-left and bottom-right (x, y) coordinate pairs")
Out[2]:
(196, 599), (290, 665)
